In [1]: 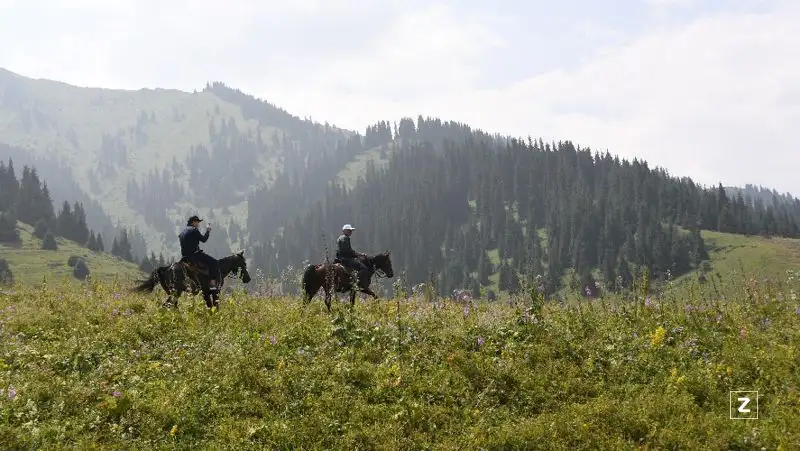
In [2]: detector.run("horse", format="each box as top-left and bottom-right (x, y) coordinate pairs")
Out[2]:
(301, 251), (394, 311)
(130, 251), (251, 308)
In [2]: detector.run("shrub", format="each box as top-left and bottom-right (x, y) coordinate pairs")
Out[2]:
(34, 219), (49, 239)
(73, 259), (90, 280)
(0, 258), (12, 285)
(42, 232), (58, 250)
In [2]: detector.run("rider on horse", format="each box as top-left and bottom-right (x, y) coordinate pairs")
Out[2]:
(336, 224), (371, 287)
(179, 215), (221, 293)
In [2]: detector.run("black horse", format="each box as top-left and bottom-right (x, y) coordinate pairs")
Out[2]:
(130, 251), (251, 308)
(301, 251), (394, 311)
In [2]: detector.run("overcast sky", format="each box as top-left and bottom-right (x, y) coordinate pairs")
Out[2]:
(1, 0), (798, 196)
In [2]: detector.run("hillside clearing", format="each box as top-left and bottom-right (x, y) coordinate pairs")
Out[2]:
(0, 222), (143, 286)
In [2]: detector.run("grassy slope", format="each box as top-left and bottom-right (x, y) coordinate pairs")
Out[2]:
(0, 222), (144, 286)
(0, 272), (798, 448)
(693, 231), (800, 280)
(479, 228), (800, 296)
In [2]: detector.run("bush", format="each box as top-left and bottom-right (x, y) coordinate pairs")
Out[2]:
(0, 259), (12, 285)
(67, 255), (84, 267)
(34, 219), (49, 239)
(0, 212), (20, 243)
(42, 232), (58, 250)
(73, 259), (90, 280)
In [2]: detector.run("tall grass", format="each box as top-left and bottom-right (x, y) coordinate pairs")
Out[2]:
(1, 272), (799, 449)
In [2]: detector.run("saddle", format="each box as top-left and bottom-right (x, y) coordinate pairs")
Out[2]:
(178, 256), (209, 275)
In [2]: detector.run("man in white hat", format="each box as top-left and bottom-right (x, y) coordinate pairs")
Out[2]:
(336, 224), (370, 286)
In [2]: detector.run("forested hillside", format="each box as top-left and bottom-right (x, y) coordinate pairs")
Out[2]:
(4, 68), (800, 295)
(0, 159), (150, 267)
(259, 126), (800, 296)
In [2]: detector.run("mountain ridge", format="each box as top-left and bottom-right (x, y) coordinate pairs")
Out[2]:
(2, 67), (800, 295)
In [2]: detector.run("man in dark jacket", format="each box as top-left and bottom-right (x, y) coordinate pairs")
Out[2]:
(336, 224), (371, 287)
(179, 215), (221, 291)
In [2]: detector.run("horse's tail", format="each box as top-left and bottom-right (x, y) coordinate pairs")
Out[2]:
(130, 266), (163, 293)
(302, 264), (319, 297)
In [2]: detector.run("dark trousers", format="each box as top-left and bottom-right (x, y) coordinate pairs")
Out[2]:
(185, 252), (221, 285)
(338, 257), (370, 286)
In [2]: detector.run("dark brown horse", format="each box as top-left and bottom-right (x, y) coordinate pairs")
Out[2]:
(130, 251), (251, 308)
(301, 251), (394, 311)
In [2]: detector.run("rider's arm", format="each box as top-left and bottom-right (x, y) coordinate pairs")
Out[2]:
(190, 227), (209, 243)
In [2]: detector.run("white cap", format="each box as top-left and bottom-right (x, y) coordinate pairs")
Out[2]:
(342, 224), (355, 231)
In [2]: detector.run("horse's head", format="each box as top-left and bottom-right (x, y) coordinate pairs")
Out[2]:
(370, 250), (394, 278)
(229, 251), (252, 283)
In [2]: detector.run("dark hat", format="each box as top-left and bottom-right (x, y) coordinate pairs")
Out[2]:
(187, 215), (203, 225)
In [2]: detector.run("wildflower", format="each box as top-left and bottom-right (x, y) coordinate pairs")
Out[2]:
(795, 307), (800, 315)
(170, 425), (178, 437)
(463, 305), (470, 318)
(112, 308), (119, 316)
(645, 297), (653, 307)
(476, 337), (485, 347)
(740, 328), (747, 338)
(269, 335), (277, 345)
(651, 326), (666, 347)
(7, 386), (16, 400)
(112, 391), (122, 397)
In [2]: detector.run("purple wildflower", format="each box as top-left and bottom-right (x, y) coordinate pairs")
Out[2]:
(795, 307), (800, 315)
(7, 386), (16, 400)
(112, 308), (119, 316)
(112, 391), (122, 397)
(644, 297), (653, 307)
(476, 337), (485, 347)
(269, 335), (277, 345)
(463, 305), (470, 318)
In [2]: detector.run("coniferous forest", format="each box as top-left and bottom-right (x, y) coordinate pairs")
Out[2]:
(249, 121), (800, 297)
(0, 159), (163, 270)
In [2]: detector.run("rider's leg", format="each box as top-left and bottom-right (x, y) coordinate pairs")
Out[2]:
(354, 261), (370, 288)
(198, 253), (220, 291)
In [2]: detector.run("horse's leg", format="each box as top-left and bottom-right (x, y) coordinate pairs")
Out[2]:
(324, 285), (332, 312)
(361, 287), (378, 299)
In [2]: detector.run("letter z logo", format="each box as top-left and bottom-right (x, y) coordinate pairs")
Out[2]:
(730, 391), (758, 419)
(737, 396), (751, 413)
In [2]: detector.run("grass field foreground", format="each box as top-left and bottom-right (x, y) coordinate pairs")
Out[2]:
(1, 271), (800, 449)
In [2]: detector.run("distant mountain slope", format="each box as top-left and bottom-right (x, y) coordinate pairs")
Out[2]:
(0, 68), (369, 257)
(0, 222), (143, 286)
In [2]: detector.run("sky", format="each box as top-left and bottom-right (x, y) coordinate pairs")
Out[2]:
(1, 0), (798, 196)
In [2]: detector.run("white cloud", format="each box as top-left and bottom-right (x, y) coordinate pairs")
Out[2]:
(267, 3), (800, 195)
(1, 1), (799, 195)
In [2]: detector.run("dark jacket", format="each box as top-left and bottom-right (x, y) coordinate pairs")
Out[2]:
(336, 234), (357, 259)
(179, 226), (209, 257)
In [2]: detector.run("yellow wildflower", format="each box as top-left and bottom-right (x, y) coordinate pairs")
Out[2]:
(651, 326), (666, 347)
